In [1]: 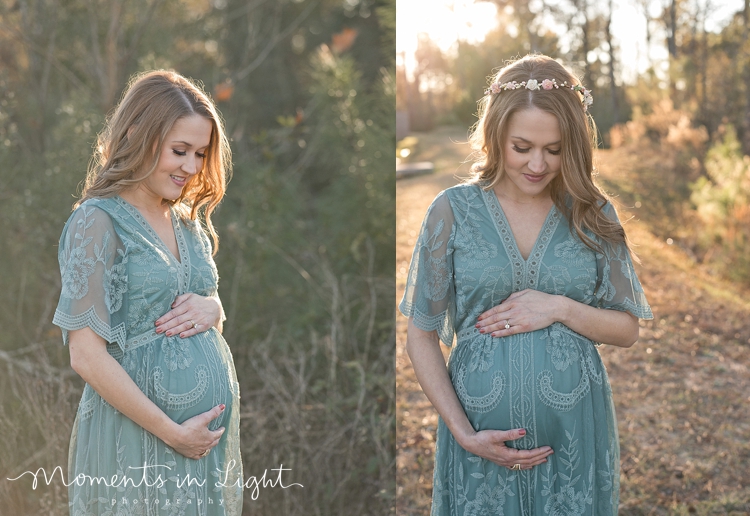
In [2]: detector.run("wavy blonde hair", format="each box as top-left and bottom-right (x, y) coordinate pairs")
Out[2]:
(78, 70), (231, 254)
(469, 54), (627, 254)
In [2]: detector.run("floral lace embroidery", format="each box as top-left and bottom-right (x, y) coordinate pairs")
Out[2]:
(542, 423), (595, 515)
(420, 218), (452, 302)
(457, 457), (516, 516)
(161, 335), (194, 371)
(104, 250), (128, 312)
(542, 324), (581, 372)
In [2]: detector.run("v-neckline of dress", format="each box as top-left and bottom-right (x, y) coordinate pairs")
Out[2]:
(483, 188), (559, 261)
(481, 187), (561, 291)
(114, 196), (185, 265)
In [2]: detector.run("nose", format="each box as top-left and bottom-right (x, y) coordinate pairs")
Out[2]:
(182, 154), (200, 175)
(528, 150), (546, 174)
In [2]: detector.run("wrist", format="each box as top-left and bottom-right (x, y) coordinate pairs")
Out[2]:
(555, 295), (573, 325)
(453, 425), (478, 450)
(158, 419), (183, 449)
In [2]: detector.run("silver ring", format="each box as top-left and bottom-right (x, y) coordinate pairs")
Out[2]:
(504, 320), (511, 330)
(190, 320), (197, 329)
(511, 463), (521, 470)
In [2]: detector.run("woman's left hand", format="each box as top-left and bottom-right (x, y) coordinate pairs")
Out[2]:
(155, 293), (222, 338)
(476, 289), (562, 337)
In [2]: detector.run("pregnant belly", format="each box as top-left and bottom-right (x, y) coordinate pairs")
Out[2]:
(450, 324), (604, 444)
(149, 328), (238, 428)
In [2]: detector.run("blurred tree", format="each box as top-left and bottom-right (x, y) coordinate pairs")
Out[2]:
(0, 0), (395, 513)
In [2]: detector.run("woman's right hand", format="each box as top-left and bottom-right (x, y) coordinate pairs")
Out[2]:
(459, 428), (553, 470)
(166, 404), (227, 460)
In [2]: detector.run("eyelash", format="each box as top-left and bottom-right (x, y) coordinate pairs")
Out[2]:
(512, 145), (561, 156)
(173, 150), (206, 158)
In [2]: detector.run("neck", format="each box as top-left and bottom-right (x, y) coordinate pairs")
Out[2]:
(493, 178), (552, 206)
(119, 187), (170, 216)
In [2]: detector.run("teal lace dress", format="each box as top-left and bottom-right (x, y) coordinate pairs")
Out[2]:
(399, 184), (653, 516)
(53, 196), (242, 516)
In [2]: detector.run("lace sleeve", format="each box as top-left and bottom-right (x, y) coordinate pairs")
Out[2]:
(53, 204), (128, 350)
(399, 191), (457, 345)
(594, 203), (653, 320)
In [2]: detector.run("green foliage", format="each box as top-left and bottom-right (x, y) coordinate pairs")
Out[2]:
(0, 1), (394, 513)
(690, 125), (750, 282)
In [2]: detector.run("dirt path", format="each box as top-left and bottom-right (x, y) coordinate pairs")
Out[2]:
(395, 127), (750, 515)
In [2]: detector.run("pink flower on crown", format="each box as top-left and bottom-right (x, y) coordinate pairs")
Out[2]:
(490, 83), (501, 94)
(541, 79), (554, 90)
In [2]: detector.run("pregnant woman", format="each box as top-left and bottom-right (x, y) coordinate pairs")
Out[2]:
(54, 70), (242, 515)
(400, 54), (653, 515)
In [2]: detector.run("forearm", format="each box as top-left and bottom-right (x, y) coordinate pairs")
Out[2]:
(555, 296), (639, 347)
(406, 319), (476, 447)
(69, 327), (182, 447)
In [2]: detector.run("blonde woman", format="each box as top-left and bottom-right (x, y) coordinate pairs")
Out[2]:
(54, 70), (242, 515)
(400, 55), (653, 515)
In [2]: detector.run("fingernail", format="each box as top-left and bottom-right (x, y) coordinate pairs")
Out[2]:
(519, 429), (526, 436)
(491, 332), (498, 337)
(220, 404), (226, 411)
(475, 323), (480, 328)
(166, 331), (173, 337)
(479, 329), (485, 334)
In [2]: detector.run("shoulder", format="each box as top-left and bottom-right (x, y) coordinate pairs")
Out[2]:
(432, 183), (484, 208)
(598, 200), (621, 223)
(64, 199), (116, 231)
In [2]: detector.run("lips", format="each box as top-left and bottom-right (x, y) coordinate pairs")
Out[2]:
(170, 175), (187, 186)
(523, 174), (546, 183)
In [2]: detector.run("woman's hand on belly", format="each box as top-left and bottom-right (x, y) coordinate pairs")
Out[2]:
(460, 428), (554, 471)
(165, 404), (227, 460)
(155, 293), (224, 338)
(476, 289), (562, 337)
(476, 288), (640, 347)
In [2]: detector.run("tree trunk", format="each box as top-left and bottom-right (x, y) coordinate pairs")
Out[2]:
(743, 0), (750, 153)
(606, 0), (620, 124)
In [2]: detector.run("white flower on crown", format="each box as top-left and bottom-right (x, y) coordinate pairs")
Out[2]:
(526, 79), (539, 90)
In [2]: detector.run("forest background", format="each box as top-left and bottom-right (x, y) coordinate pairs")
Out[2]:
(0, 0), (395, 514)
(396, 0), (750, 513)
(398, 0), (750, 275)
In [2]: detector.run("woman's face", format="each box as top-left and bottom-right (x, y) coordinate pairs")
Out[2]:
(137, 114), (213, 204)
(499, 107), (561, 201)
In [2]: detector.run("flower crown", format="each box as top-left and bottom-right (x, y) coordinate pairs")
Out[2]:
(485, 78), (593, 112)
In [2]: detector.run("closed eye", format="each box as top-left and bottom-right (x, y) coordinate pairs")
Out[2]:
(173, 150), (206, 158)
(512, 145), (560, 156)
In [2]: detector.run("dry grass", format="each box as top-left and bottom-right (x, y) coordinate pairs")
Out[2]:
(0, 260), (395, 515)
(395, 128), (750, 515)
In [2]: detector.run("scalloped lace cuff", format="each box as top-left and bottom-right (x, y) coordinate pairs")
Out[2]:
(398, 300), (455, 346)
(53, 306), (127, 351)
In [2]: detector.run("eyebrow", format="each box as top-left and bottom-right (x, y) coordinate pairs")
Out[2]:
(511, 136), (561, 146)
(171, 140), (209, 148)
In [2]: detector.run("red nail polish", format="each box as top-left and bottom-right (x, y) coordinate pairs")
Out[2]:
(220, 404), (226, 411)
(519, 429), (526, 436)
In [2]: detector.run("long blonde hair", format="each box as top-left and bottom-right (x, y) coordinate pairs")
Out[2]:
(79, 70), (231, 254)
(470, 54), (626, 253)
